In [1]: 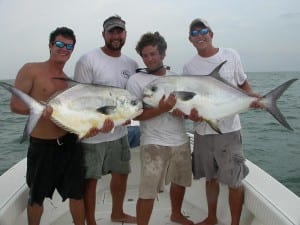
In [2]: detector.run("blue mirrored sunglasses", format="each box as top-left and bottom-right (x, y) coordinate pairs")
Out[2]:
(190, 28), (209, 37)
(54, 41), (74, 50)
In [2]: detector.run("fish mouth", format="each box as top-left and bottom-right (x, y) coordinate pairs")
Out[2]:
(142, 95), (153, 105)
(142, 95), (152, 103)
(142, 102), (153, 109)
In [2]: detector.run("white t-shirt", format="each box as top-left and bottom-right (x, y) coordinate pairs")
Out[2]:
(182, 48), (247, 135)
(74, 48), (138, 144)
(126, 71), (188, 146)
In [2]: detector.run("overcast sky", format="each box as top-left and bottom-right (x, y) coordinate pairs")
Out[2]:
(1, 0), (300, 80)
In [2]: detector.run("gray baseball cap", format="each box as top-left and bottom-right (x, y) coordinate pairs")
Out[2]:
(103, 16), (126, 31)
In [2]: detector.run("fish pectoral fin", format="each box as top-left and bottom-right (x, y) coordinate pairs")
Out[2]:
(97, 106), (116, 115)
(205, 119), (222, 134)
(173, 91), (196, 101)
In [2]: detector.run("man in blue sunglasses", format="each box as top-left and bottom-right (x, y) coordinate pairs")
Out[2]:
(10, 27), (85, 225)
(183, 18), (259, 225)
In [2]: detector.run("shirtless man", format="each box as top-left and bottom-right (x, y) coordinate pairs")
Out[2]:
(10, 27), (85, 225)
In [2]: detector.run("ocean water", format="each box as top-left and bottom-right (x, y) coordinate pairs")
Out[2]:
(0, 73), (299, 197)
(241, 72), (300, 197)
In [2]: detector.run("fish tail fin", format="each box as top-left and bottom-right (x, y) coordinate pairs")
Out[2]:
(20, 109), (44, 143)
(0, 82), (44, 142)
(261, 78), (298, 131)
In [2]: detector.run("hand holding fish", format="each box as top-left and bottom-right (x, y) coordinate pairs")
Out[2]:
(250, 100), (263, 109)
(187, 108), (203, 122)
(248, 93), (263, 109)
(172, 108), (186, 118)
(42, 105), (53, 119)
(158, 94), (176, 113)
(99, 119), (115, 132)
(122, 120), (131, 126)
(84, 119), (115, 138)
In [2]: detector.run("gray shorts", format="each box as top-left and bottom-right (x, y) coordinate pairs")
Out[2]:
(81, 135), (131, 179)
(139, 143), (192, 199)
(193, 131), (249, 188)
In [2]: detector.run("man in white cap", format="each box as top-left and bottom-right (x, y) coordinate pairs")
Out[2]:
(183, 18), (259, 225)
(74, 15), (138, 225)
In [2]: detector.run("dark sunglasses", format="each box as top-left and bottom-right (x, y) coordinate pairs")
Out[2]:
(190, 28), (209, 37)
(53, 41), (74, 50)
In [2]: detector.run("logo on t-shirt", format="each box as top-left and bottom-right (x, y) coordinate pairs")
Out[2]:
(121, 70), (131, 79)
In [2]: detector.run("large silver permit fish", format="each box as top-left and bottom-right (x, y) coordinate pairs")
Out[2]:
(0, 82), (143, 140)
(143, 62), (297, 133)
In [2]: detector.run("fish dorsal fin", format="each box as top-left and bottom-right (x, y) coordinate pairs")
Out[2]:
(53, 77), (125, 91)
(52, 76), (78, 87)
(173, 91), (196, 101)
(48, 77), (78, 102)
(207, 61), (248, 93)
(208, 61), (227, 81)
(97, 106), (116, 115)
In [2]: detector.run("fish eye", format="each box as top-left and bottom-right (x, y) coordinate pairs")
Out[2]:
(151, 86), (157, 92)
(131, 100), (137, 106)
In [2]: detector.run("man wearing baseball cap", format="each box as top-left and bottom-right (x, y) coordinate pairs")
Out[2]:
(189, 18), (212, 32)
(183, 18), (259, 225)
(103, 16), (126, 31)
(74, 15), (138, 225)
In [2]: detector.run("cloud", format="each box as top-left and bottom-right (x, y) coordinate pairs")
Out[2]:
(280, 12), (300, 19)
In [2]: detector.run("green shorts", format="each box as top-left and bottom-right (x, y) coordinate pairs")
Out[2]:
(81, 135), (131, 179)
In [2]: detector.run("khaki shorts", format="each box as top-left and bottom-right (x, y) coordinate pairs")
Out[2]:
(193, 131), (249, 188)
(82, 136), (131, 179)
(139, 143), (192, 199)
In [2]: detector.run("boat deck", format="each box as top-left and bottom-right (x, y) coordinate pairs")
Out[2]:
(41, 147), (224, 225)
(1, 147), (300, 225)
(51, 183), (222, 225)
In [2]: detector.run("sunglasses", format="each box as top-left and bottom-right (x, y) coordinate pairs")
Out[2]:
(190, 28), (209, 37)
(53, 41), (74, 51)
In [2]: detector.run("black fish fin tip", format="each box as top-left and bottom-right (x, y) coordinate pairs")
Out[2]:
(173, 91), (196, 101)
(97, 106), (116, 115)
(208, 61), (227, 80)
(206, 119), (222, 134)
